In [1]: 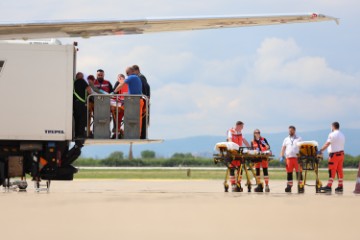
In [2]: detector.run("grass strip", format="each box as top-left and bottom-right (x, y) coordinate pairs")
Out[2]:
(75, 169), (357, 181)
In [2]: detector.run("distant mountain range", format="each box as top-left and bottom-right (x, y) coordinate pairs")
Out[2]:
(81, 129), (360, 159)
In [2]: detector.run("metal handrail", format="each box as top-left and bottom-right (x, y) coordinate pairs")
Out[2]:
(86, 94), (149, 139)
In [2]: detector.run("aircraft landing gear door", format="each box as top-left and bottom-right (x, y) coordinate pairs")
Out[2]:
(124, 96), (140, 139)
(93, 96), (111, 139)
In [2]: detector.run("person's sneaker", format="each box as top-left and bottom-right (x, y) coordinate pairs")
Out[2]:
(254, 184), (264, 192)
(285, 185), (292, 193)
(265, 185), (270, 193)
(320, 186), (332, 193)
(335, 186), (343, 193)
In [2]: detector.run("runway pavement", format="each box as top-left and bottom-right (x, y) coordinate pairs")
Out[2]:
(1, 180), (359, 240)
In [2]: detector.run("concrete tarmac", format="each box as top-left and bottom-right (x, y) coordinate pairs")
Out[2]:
(1, 180), (359, 240)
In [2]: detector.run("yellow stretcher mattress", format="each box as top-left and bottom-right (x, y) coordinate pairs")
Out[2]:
(296, 141), (319, 157)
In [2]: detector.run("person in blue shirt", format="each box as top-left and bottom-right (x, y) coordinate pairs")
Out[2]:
(114, 67), (144, 138)
(115, 66), (142, 94)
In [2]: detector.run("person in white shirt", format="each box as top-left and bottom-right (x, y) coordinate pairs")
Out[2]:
(280, 126), (304, 193)
(318, 122), (345, 193)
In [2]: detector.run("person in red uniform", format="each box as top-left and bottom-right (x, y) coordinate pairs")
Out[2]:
(88, 69), (113, 138)
(93, 69), (113, 93)
(318, 122), (346, 193)
(227, 121), (250, 192)
(251, 129), (271, 192)
(111, 74), (128, 139)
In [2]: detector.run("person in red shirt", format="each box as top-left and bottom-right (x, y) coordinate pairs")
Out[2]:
(111, 74), (128, 139)
(227, 121), (250, 192)
(87, 70), (113, 138)
(251, 129), (271, 192)
(93, 69), (113, 93)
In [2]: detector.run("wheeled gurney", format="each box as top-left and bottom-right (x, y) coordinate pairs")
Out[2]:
(213, 142), (273, 192)
(296, 141), (323, 193)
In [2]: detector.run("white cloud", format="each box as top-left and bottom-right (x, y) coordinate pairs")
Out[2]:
(147, 37), (360, 139)
(246, 38), (359, 93)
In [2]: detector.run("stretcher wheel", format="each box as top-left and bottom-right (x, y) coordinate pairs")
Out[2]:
(236, 185), (243, 192)
(231, 184), (243, 192)
(34, 179), (40, 189)
(315, 180), (322, 193)
(18, 182), (28, 191)
(298, 185), (305, 194)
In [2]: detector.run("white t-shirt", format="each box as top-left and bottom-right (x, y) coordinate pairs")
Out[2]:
(282, 135), (302, 158)
(326, 130), (345, 153)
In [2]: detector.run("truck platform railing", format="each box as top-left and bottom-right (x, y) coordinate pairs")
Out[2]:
(86, 93), (149, 141)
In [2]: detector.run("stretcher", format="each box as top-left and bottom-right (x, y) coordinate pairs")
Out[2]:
(213, 142), (273, 192)
(296, 141), (323, 193)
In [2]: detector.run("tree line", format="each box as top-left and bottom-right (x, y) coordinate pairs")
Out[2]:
(73, 150), (360, 168)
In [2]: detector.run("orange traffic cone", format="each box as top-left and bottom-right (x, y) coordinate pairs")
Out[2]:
(354, 161), (360, 194)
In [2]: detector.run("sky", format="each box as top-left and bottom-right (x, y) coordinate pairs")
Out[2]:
(1, 0), (360, 140)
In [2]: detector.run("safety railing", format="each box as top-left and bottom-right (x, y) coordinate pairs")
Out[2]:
(86, 94), (149, 140)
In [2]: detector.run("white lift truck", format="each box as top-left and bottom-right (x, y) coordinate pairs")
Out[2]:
(0, 40), (158, 191)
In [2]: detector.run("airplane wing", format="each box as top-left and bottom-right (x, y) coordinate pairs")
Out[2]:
(0, 13), (338, 40)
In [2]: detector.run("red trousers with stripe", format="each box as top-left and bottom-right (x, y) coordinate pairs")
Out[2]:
(328, 152), (344, 180)
(286, 157), (300, 173)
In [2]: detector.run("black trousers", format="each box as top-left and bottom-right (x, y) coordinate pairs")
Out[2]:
(140, 105), (149, 139)
(73, 100), (87, 138)
(140, 114), (147, 139)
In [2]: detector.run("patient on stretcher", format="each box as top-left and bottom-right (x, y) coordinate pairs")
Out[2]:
(214, 142), (272, 155)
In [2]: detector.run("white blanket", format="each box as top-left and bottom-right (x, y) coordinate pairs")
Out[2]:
(214, 142), (240, 151)
(296, 141), (318, 147)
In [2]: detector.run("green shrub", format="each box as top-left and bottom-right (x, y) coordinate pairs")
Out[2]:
(141, 150), (156, 159)
(74, 152), (360, 168)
